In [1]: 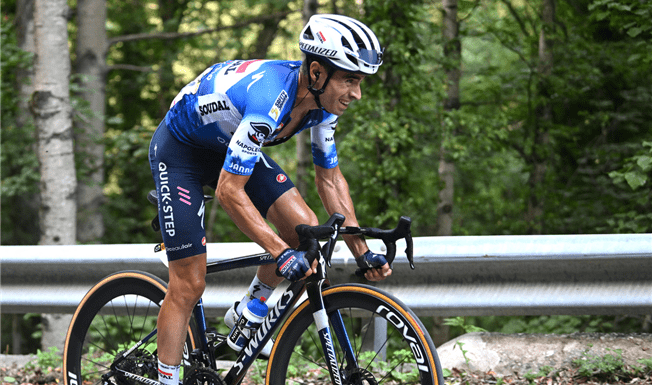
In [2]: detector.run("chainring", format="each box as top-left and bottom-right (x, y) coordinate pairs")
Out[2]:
(183, 367), (226, 385)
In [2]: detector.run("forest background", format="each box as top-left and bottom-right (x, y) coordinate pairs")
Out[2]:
(1, 0), (651, 354)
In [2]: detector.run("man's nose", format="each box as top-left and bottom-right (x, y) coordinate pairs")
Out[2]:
(351, 84), (362, 100)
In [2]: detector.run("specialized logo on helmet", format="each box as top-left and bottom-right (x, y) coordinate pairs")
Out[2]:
(299, 42), (337, 58)
(248, 122), (272, 145)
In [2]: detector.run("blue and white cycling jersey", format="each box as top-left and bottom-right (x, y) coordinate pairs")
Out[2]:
(164, 59), (339, 176)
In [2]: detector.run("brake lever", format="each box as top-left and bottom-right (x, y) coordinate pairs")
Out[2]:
(352, 216), (414, 277)
(402, 217), (415, 269)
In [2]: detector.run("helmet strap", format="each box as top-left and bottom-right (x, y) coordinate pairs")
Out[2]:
(307, 61), (335, 111)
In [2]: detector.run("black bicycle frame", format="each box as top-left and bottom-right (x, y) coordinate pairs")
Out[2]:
(107, 248), (354, 385)
(219, 251), (355, 385)
(113, 208), (412, 385)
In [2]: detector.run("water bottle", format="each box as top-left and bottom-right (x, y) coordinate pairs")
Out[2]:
(227, 298), (268, 352)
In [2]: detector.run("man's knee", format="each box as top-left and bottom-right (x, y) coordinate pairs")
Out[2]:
(295, 207), (319, 226)
(167, 254), (207, 307)
(168, 275), (205, 307)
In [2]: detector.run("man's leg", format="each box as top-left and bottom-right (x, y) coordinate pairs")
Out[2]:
(157, 253), (206, 383)
(224, 188), (317, 357)
(231, 187), (317, 315)
(255, 187), (318, 288)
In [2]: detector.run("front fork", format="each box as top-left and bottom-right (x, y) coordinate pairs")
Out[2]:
(306, 279), (358, 384)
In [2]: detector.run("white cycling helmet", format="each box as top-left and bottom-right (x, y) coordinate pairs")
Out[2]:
(299, 14), (384, 75)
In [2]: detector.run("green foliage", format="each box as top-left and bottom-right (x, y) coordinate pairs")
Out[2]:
(0, 16), (40, 245)
(523, 365), (555, 383)
(25, 347), (63, 370)
(570, 346), (652, 382)
(359, 349), (420, 384)
(337, 0), (443, 229)
(446, 315), (648, 338)
(589, 0), (652, 41)
(444, 317), (488, 333)
(444, 0), (652, 235)
(609, 141), (652, 190)
(102, 125), (160, 244)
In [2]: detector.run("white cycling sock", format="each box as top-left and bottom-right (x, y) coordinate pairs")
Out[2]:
(236, 275), (274, 314)
(158, 360), (180, 385)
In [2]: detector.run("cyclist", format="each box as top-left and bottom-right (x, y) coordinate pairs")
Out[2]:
(149, 14), (389, 385)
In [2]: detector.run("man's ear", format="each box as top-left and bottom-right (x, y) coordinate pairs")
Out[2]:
(310, 62), (322, 83)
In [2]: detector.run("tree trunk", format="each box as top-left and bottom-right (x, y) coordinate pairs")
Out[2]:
(32, 0), (76, 245)
(526, 0), (555, 234)
(295, 0), (319, 197)
(75, 0), (107, 243)
(437, 0), (461, 237)
(32, 0), (76, 353)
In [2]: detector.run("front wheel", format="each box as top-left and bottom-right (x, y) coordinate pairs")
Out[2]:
(63, 270), (200, 385)
(267, 284), (444, 385)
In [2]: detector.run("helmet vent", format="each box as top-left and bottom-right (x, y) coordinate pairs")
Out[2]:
(303, 26), (315, 41)
(341, 36), (353, 51)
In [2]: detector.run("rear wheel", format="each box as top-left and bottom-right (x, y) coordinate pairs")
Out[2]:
(267, 284), (444, 385)
(63, 271), (200, 385)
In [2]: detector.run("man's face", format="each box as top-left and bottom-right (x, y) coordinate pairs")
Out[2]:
(319, 70), (365, 116)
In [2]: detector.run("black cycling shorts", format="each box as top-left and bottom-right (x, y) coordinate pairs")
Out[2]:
(149, 121), (295, 261)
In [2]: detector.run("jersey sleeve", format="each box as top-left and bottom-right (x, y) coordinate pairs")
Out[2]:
(311, 115), (339, 169)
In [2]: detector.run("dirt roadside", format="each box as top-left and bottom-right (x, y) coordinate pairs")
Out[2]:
(2, 333), (651, 384)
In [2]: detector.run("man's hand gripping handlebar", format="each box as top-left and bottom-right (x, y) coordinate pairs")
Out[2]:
(276, 213), (415, 278)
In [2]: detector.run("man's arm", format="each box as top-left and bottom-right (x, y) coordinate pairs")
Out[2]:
(314, 164), (368, 257)
(315, 164), (391, 281)
(216, 169), (289, 258)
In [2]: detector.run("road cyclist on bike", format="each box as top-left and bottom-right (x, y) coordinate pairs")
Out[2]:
(148, 14), (389, 385)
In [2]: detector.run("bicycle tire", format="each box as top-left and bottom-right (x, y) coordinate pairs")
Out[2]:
(266, 283), (444, 385)
(63, 270), (200, 385)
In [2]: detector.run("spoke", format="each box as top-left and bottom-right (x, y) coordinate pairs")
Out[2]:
(293, 343), (328, 373)
(138, 300), (153, 342)
(359, 312), (374, 359)
(377, 354), (412, 384)
(344, 308), (359, 358)
(129, 295), (137, 335)
(79, 354), (112, 385)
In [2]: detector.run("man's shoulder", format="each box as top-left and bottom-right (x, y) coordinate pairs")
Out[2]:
(226, 60), (299, 117)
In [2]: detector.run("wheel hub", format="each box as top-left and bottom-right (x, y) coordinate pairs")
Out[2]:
(344, 367), (377, 385)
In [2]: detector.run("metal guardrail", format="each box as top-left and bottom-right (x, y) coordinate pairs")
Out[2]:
(2, 234), (651, 317)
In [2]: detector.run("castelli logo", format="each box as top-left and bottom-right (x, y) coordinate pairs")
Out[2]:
(276, 174), (287, 183)
(202, 237), (206, 246)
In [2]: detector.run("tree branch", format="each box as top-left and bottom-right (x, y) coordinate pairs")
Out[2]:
(108, 11), (294, 47)
(500, 0), (530, 37)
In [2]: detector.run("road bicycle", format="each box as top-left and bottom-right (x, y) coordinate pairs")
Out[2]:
(63, 192), (444, 385)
